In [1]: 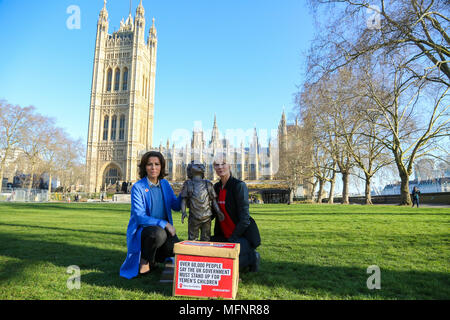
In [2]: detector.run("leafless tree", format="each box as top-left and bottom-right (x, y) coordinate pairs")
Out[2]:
(283, 117), (315, 202)
(298, 70), (359, 204)
(361, 53), (449, 204)
(0, 101), (35, 190)
(308, 0), (450, 86)
(21, 113), (56, 192)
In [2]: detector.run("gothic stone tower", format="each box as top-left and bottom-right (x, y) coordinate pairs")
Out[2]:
(86, 0), (157, 192)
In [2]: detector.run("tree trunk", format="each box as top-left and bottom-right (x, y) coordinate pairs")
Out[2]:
(48, 174), (52, 201)
(28, 169), (34, 193)
(328, 168), (336, 204)
(400, 172), (412, 205)
(309, 178), (318, 202)
(341, 171), (349, 204)
(0, 167), (4, 192)
(364, 173), (373, 205)
(289, 188), (294, 204)
(0, 152), (8, 192)
(317, 178), (324, 204)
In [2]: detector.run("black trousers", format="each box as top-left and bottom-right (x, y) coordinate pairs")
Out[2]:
(211, 234), (257, 270)
(140, 226), (179, 265)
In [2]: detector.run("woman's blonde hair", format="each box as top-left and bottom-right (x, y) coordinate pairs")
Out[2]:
(212, 153), (233, 166)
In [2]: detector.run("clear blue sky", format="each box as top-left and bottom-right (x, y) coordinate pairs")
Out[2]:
(0, 0), (314, 147)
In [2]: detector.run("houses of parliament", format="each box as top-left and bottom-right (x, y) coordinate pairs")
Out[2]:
(86, 1), (294, 193)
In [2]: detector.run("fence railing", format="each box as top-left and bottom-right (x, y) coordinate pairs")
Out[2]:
(0, 188), (49, 202)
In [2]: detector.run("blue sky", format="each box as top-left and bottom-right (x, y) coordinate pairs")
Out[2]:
(0, 0), (314, 147)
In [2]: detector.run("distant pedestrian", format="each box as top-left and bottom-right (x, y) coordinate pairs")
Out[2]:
(412, 186), (421, 208)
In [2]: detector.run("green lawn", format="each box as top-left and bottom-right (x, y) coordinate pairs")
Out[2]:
(0, 202), (448, 300)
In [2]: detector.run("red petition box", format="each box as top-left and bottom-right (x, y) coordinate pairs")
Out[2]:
(173, 241), (240, 300)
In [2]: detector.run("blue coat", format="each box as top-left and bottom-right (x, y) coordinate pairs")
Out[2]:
(119, 178), (181, 279)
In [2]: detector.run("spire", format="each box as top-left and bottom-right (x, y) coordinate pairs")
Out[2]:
(149, 17), (157, 40)
(253, 126), (259, 147)
(279, 108), (287, 135)
(136, 0), (145, 17)
(99, 0), (108, 18)
(212, 114), (219, 138)
(210, 114), (221, 149)
(123, 0), (133, 25)
(98, 0), (109, 26)
(125, 13), (133, 26)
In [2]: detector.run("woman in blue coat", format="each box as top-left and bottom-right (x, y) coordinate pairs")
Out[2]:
(120, 151), (181, 279)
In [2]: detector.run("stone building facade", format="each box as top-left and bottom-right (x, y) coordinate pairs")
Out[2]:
(85, 1), (293, 192)
(158, 114), (287, 182)
(86, 1), (157, 192)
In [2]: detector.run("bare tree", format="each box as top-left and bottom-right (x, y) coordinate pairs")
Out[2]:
(298, 70), (358, 204)
(312, 142), (335, 203)
(56, 137), (86, 193)
(21, 113), (56, 192)
(332, 64), (394, 204)
(308, 0), (450, 86)
(362, 54), (449, 204)
(0, 101), (35, 190)
(284, 117), (315, 202)
(41, 127), (70, 194)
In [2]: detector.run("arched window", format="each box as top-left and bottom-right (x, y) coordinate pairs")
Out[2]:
(111, 115), (117, 140)
(103, 115), (109, 141)
(114, 68), (120, 91)
(119, 115), (126, 140)
(106, 69), (112, 92)
(104, 165), (121, 186)
(122, 67), (128, 91)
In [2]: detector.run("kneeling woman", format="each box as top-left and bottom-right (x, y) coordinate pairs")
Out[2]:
(120, 151), (181, 279)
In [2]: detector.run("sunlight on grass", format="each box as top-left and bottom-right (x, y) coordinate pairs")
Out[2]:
(0, 203), (449, 299)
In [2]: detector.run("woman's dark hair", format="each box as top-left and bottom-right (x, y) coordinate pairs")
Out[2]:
(138, 151), (167, 180)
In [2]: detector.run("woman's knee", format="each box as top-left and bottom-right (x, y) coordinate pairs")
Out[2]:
(142, 226), (167, 245)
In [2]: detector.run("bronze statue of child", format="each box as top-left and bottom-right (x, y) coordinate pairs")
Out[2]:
(180, 161), (225, 241)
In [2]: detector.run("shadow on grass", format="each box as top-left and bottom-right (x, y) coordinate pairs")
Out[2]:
(0, 202), (130, 213)
(0, 223), (125, 237)
(240, 259), (450, 299)
(1, 232), (449, 299)
(0, 232), (172, 297)
(251, 210), (449, 217)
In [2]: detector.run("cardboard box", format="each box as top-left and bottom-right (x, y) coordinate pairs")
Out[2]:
(173, 241), (240, 300)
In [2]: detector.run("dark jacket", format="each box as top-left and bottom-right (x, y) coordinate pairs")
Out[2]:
(213, 175), (260, 248)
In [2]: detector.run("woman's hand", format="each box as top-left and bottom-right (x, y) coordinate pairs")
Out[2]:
(165, 223), (176, 237)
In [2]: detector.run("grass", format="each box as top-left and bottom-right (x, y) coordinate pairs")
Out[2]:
(0, 202), (449, 300)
